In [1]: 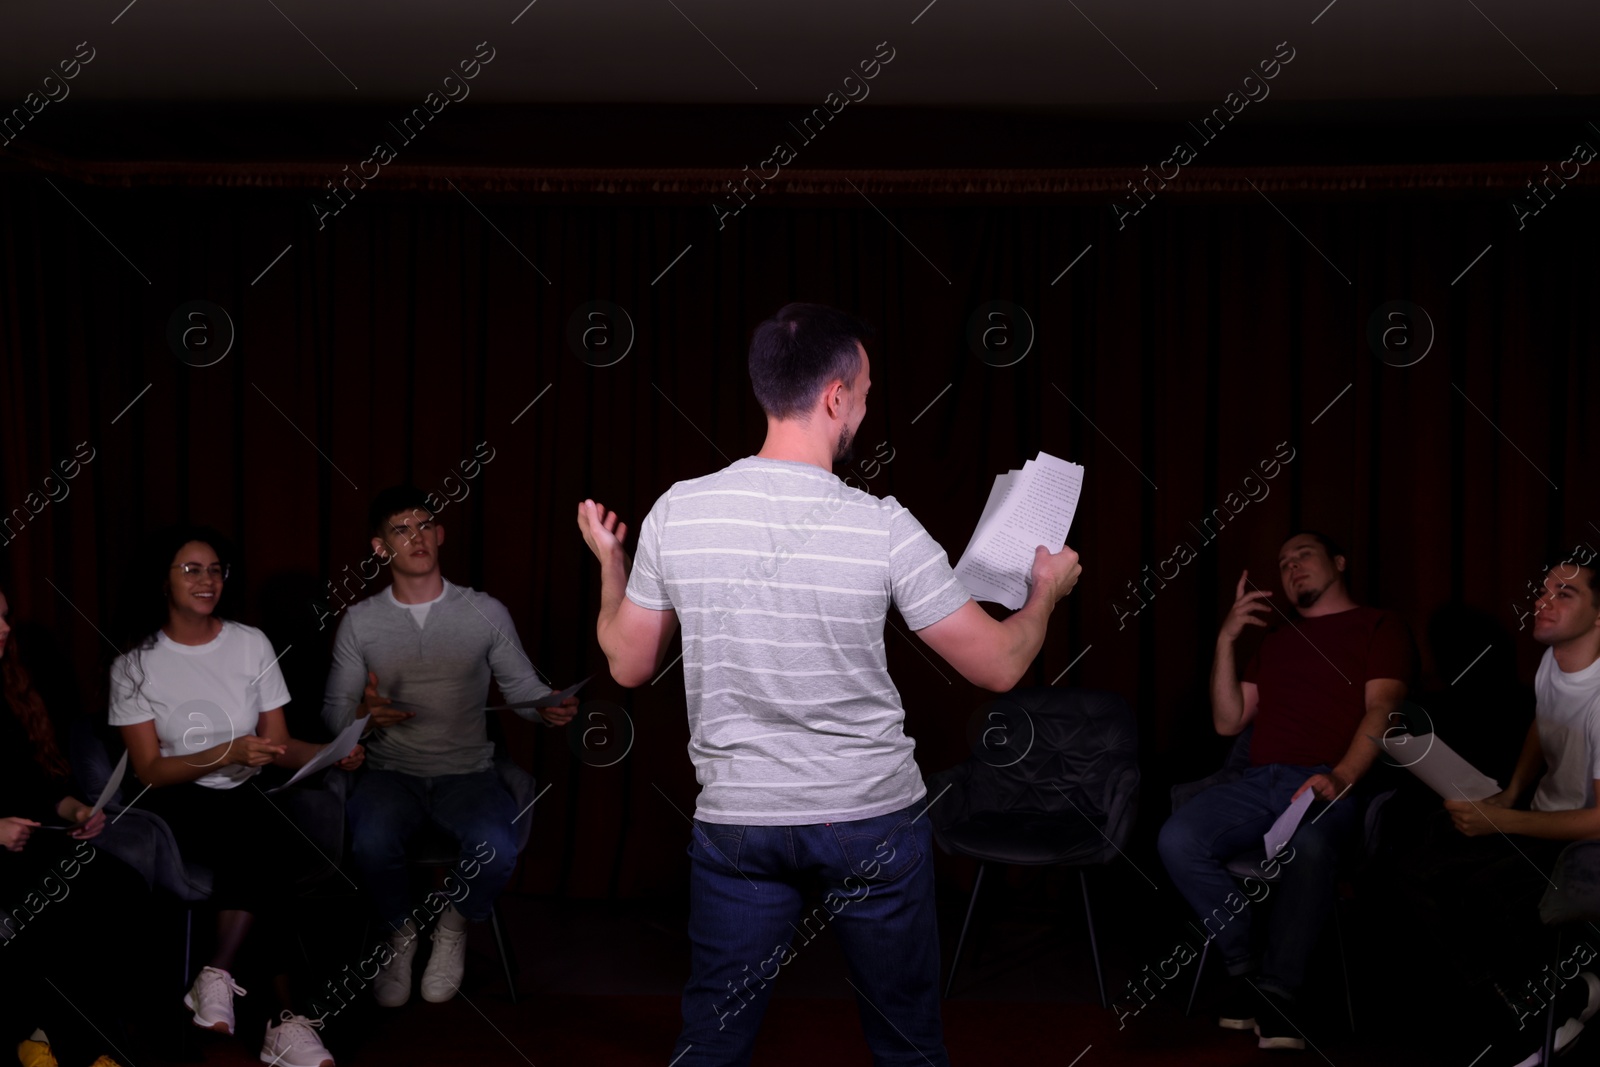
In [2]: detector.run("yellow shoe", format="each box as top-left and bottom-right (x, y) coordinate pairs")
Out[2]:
(16, 1038), (58, 1067)
(87, 1059), (126, 1067)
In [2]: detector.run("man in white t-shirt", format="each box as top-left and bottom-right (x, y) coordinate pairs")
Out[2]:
(1427, 559), (1600, 1065)
(576, 303), (1083, 1066)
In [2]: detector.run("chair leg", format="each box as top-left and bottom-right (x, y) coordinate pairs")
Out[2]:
(1334, 902), (1355, 1033)
(1186, 934), (1210, 1017)
(182, 906), (193, 991)
(1079, 869), (1108, 1010)
(944, 862), (988, 998)
(490, 903), (518, 1004)
(177, 906), (195, 1058)
(1543, 928), (1563, 1064)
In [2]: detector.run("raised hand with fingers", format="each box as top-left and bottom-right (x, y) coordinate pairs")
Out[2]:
(1220, 569), (1274, 642)
(576, 500), (629, 566)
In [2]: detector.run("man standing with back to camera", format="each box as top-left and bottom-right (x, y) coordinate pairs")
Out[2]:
(576, 302), (1083, 1065)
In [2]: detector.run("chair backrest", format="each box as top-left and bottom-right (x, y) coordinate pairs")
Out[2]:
(946, 687), (1140, 846)
(1169, 725), (1253, 812)
(1541, 840), (1600, 926)
(62, 714), (123, 808)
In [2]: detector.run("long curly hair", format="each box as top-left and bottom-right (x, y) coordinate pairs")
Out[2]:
(113, 524), (237, 706)
(2, 632), (70, 779)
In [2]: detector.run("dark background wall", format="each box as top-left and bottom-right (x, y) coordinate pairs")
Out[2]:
(2, 100), (1596, 898)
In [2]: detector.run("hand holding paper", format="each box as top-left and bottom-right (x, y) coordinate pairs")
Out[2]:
(1263, 788), (1314, 860)
(90, 750), (127, 820)
(1376, 731), (1500, 802)
(955, 452), (1085, 610)
(362, 671), (415, 728)
(486, 675), (593, 720)
(266, 716), (367, 794)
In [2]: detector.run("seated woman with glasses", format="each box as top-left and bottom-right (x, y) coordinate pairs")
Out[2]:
(108, 526), (361, 1067)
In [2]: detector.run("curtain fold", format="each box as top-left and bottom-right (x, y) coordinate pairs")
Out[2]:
(0, 172), (1592, 897)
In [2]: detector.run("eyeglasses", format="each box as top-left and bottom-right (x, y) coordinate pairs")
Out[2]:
(174, 563), (230, 580)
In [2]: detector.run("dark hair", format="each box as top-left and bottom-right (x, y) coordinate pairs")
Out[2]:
(2, 631), (69, 779)
(1552, 554), (1600, 605)
(748, 303), (873, 419)
(1282, 529), (1350, 579)
(368, 486), (436, 537)
(113, 525), (236, 700)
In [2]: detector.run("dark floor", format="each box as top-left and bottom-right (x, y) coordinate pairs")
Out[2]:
(88, 859), (1600, 1066)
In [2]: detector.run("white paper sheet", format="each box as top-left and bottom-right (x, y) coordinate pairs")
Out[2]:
(1377, 732), (1501, 801)
(1263, 788), (1314, 860)
(954, 452), (1084, 609)
(486, 675), (594, 711)
(90, 750), (128, 819)
(958, 472), (1015, 563)
(266, 716), (367, 794)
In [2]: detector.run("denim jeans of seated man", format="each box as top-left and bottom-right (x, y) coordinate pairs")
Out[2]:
(671, 801), (950, 1067)
(346, 768), (520, 929)
(1157, 762), (1360, 996)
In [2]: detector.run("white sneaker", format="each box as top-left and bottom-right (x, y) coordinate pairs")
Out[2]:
(1507, 973), (1600, 1067)
(260, 1011), (334, 1067)
(184, 965), (246, 1034)
(372, 929), (418, 1008)
(419, 922), (468, 1003)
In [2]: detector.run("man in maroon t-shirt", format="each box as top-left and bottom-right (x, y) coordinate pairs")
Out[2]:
(1158, 532), (1413, 1051)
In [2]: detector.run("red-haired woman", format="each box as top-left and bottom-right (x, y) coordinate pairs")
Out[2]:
(1, 586), (143, 1067)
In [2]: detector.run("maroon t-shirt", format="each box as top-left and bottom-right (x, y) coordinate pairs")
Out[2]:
(1243, 605), (1414, 768)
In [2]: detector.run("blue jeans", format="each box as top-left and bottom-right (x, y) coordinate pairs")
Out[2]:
(672, 801), (949, 1067)
(345, 768), (520, 928)
(1156, 763), (1359, 997)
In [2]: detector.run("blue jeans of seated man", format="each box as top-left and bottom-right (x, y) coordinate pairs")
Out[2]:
(1156, 763), (1360, 997)
(346, 768), (520, 929)
(672, 801), (949, 1067)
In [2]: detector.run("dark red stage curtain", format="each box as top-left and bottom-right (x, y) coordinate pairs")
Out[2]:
(0, 166), (1594, 897)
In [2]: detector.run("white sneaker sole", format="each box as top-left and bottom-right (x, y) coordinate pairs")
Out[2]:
(182, 991), (233, 1034)
(1508, 973), (1600, 1067)
(419, 981), (460, 1004)
(258, 1045), (335, 1067)
(1253, 1022), (1306, 1051)
(1218, 1016), (1257, 1031)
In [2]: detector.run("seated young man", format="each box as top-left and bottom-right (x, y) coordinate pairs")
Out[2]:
(322, 487), (576, 1008)
(1412, 557), (1600, 1066)
(1157, 532), (1412, 1050)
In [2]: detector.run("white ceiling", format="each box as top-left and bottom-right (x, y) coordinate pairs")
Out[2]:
(0, 0), (1592, 108)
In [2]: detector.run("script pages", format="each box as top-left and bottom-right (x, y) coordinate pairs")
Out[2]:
(954, 452), (1084, 611)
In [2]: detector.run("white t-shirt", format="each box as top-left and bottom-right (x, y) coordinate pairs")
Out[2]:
(1531, 646), (1600, 812)
(108, 621), (293, 790)
(385, 583), (446, 629)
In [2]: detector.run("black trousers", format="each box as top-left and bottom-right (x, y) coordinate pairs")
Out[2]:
(138, 777), (319, 914)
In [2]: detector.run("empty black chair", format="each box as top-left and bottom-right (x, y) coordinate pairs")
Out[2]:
(926, 686), (1140, 1006)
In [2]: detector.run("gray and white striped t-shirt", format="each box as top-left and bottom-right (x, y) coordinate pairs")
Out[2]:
(626, 456), (971, 825)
